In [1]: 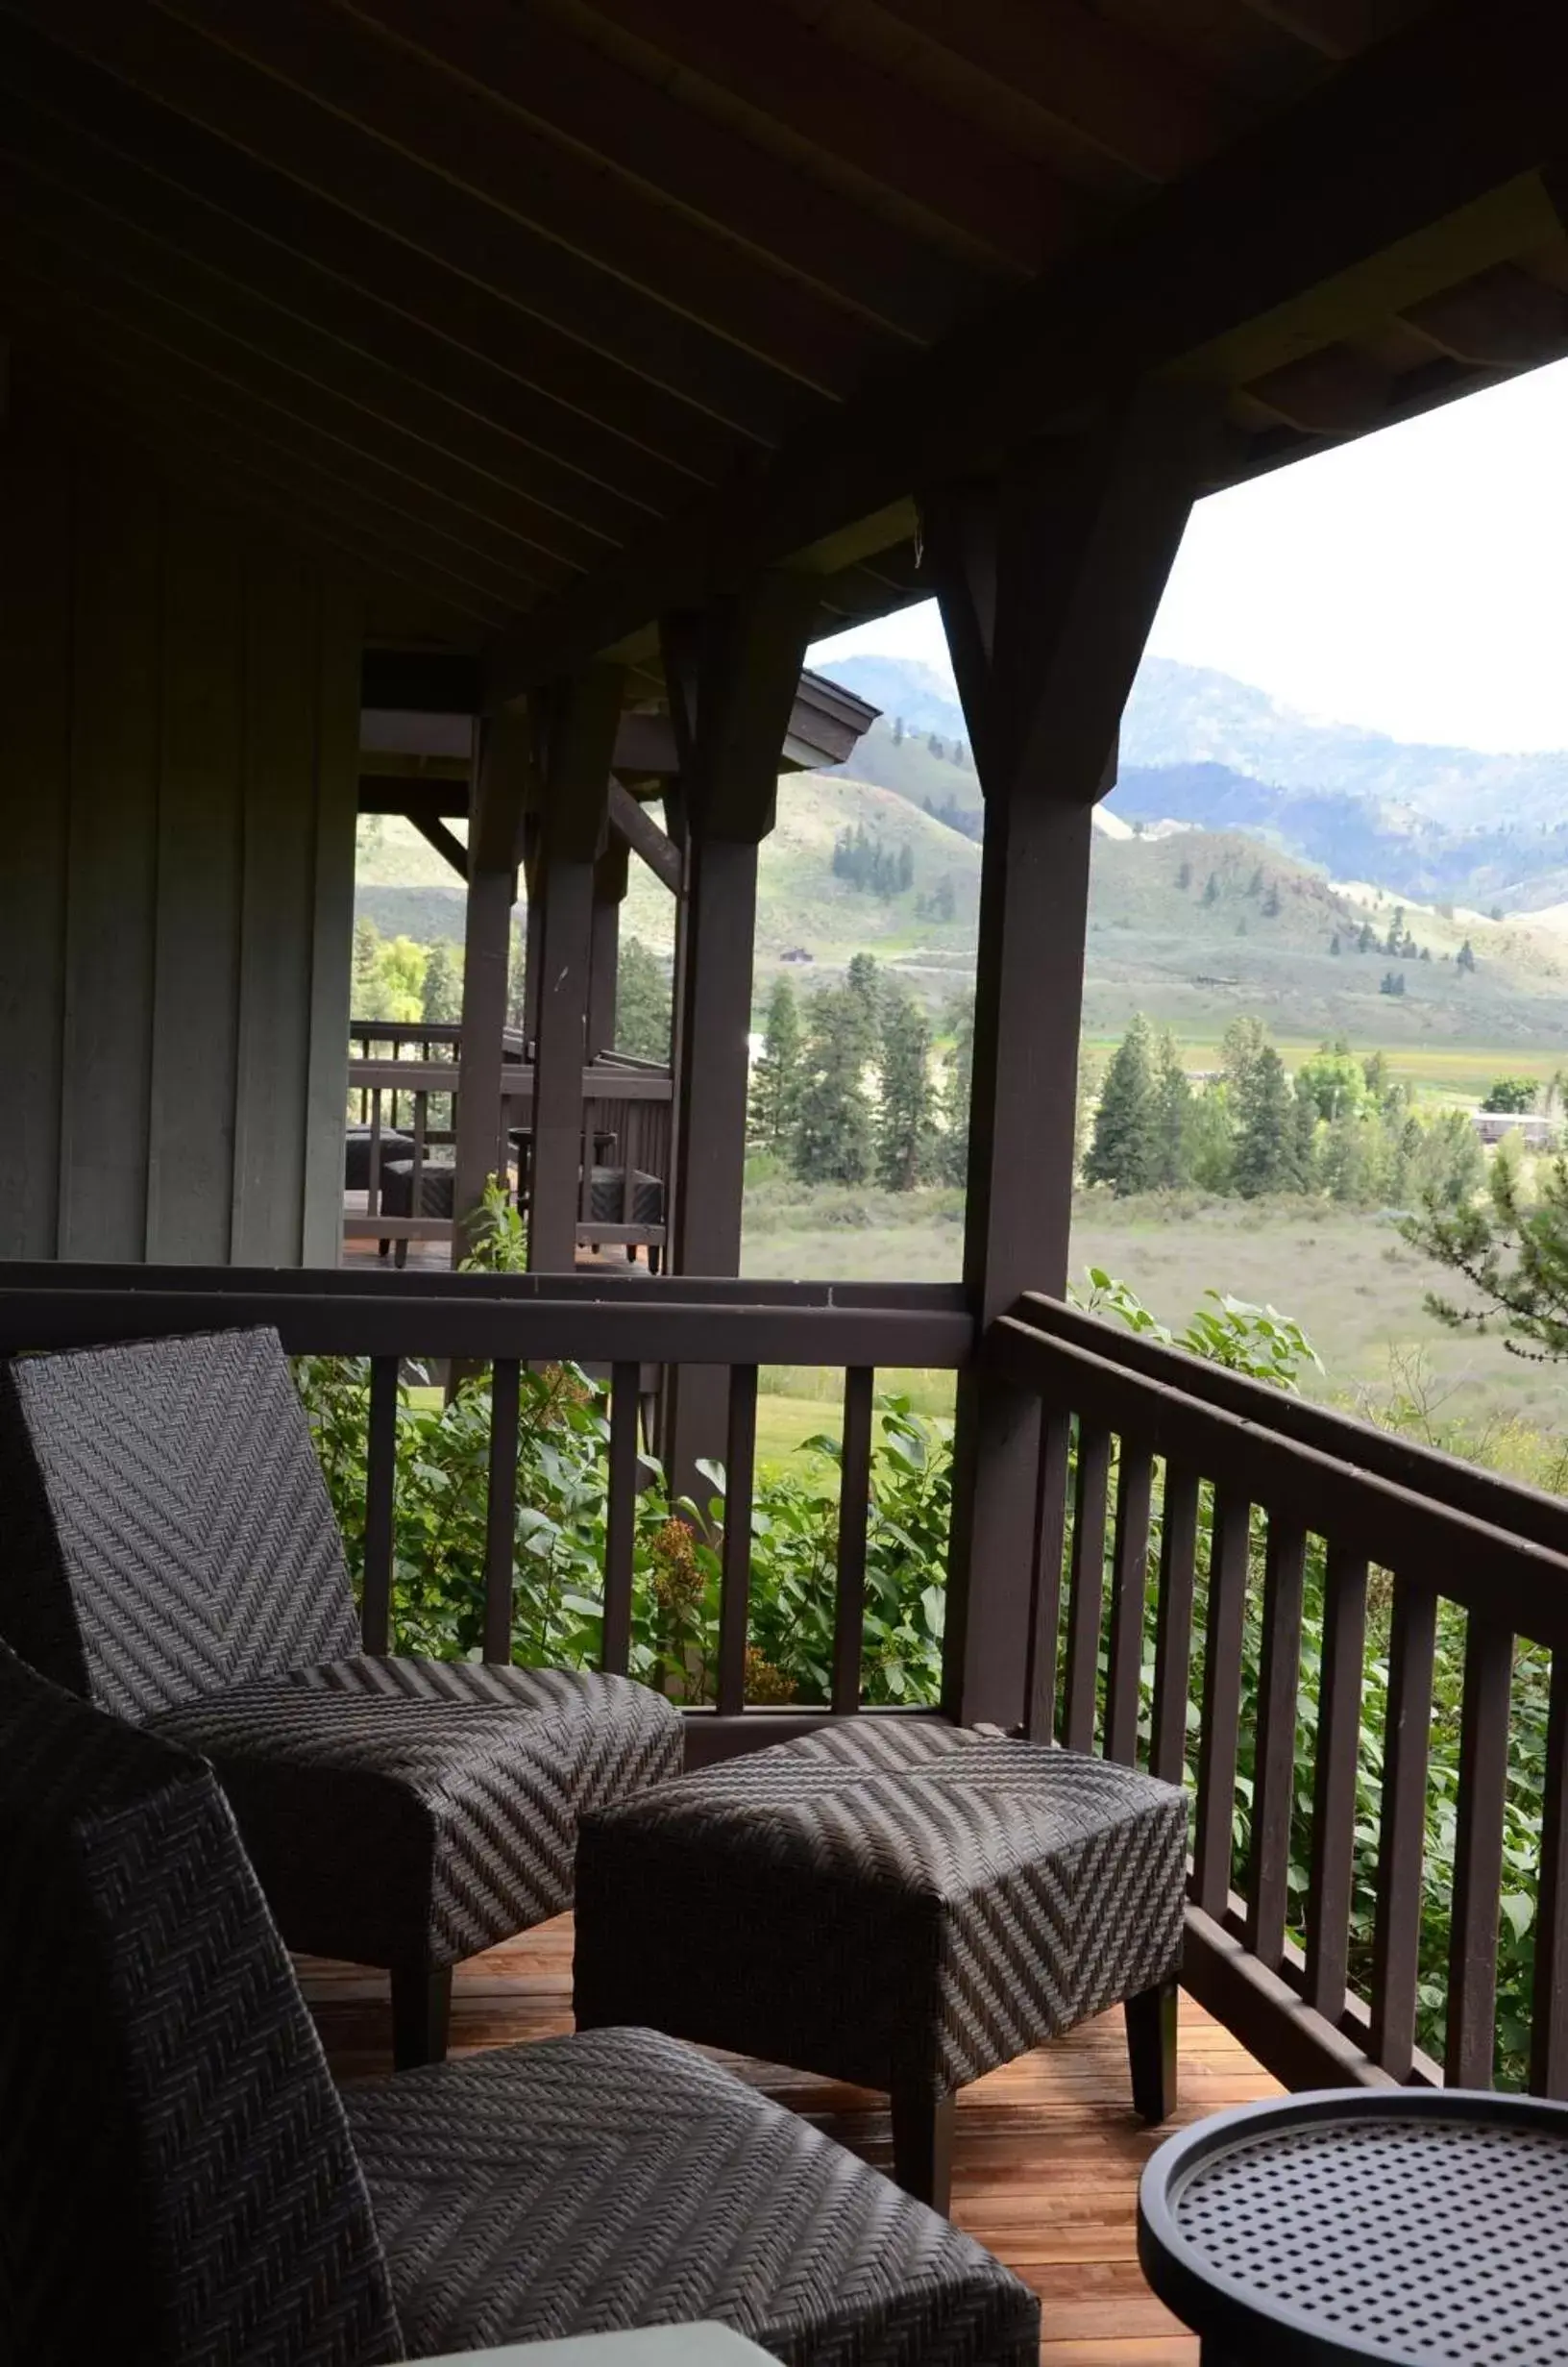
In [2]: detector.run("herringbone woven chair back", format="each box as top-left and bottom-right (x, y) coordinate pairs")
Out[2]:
(0, 1644), (403, 2367)
(0, 1327), (361, 1719)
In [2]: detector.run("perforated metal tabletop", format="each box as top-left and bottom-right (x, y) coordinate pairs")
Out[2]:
(1139, 2088), (1568, 2365)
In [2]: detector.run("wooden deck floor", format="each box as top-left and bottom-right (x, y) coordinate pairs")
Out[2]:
(304, 1919), (1279, 2364)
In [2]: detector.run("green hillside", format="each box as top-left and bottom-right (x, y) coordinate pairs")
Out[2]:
(355, 791), (1568, 1048)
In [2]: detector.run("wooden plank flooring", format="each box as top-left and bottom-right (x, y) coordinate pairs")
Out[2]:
(304, 1918), (1280, 2363)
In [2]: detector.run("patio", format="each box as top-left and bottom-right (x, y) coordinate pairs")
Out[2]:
(303, 1919), (1280, 2365)
(4, 0), (1568, 2355)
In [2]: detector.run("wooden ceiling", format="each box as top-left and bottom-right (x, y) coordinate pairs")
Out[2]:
(0, 0), (1564, 702)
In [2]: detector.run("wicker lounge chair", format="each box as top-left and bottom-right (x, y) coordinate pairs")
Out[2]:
(0, 1645), (1041, 2367)
(0, 1326), (682, 2065)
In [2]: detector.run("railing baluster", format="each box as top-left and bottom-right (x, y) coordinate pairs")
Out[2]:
(1193, 1488), (1250, 1921)
(1531, 1651), (1568, 2097)
(1245, 1513), (1308, 1971)
(1369, 1578), (1438, 2080)
(1106, 1444), (1154, 1766)
(1305, 1543), (1369, 2023)
(716, 1366), (758, 1715)
(359, 1355), (399, 1656)
(601, 1362), (640, 1678)
(1446, 1615), (1514, 2088)
(831, 1366), (876, 1715)
(1150, 1462), (1199, 1787)
(1064, 1420), (1112, 1753)
(1025, 1407), (1071, 1743)
(483, 1358), (521, 1664)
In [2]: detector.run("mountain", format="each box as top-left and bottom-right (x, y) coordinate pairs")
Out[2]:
(356, 786), (1568, 1048)
(821, 649), (1568, 914)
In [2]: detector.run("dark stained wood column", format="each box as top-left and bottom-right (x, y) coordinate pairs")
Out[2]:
(588, 833), (629, 1058)
(453, 706), (527, 1262)
(527, 664), (624, 1270)
(934, 388), (1215, 1730)
(661, 575), (817, 1493)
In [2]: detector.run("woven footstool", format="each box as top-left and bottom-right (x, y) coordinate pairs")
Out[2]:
(575, 1721), (1188, 2211)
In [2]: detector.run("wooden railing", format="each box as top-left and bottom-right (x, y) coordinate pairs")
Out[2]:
(344, 1024), (674, 1264)
(9, 1258), (1568, 2086)
(0, 1267), (970, 1763)
(992, 1294), (1568, 2098)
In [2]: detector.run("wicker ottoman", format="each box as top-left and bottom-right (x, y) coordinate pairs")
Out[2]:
(575, 1721), (1188, 2211)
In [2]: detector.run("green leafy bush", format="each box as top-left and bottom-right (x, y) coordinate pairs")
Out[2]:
(295, 1359), (950, 1707)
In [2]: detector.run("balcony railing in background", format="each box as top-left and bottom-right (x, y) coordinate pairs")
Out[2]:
(345, 1023), (674, 1266)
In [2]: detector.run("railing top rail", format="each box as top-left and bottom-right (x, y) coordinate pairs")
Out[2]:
(0, 1263), (969, 1314)
(1016, 1291), (1568, 1563)
(992, 1315), (1568, 1649)
(0, 1278), (974, 1369)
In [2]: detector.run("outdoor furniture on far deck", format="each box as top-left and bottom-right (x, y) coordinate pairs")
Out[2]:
(0, 1326), (682, 2068)
(379, 1155), (457, 1265)
(345, 1124), (415, 1191)
(1138, 2088), (1568, 2365)
(575, 1721), (1188, 2213)
(0, 1643), (1041, 2367)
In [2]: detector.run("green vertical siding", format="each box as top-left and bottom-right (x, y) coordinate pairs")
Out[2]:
(0, 406), (362, 1267)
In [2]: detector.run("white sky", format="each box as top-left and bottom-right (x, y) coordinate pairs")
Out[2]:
(811, 356), (1568, 755)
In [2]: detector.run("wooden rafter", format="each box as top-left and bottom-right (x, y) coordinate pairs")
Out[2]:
(335, 0), (978, 340)
(0, 17), (746, 487)
(566, 0), (1082, 267)
(4, 0), (821, 440)
(486, 0), (1568, 699)
(866, 0), (1243, 185)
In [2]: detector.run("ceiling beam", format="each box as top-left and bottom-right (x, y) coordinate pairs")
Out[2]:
(1403, 259), (1568, 363)
(154, 0), (896, 394)
(567, 0), (1083, 269)
(4, 0), (823, 441)
(486, 0), (1568, 701)
(337, 0), (980, 340)
(0, 208), (593, 577)
(868, 0), (1242, 184)
(0, 81), (679, 530)
(0, 16), (743, 486)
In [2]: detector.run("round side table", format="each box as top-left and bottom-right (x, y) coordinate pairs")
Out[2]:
(1139, 2087), (1568, 2364)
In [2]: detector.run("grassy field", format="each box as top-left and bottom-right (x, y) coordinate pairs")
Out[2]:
(741, 1185), (1568, 1468)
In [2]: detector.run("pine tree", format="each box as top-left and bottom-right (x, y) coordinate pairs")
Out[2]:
(792, 986), (874, 1185)
(749, 976), (801, 1150)
(1220, 1015), (1269, 1098)
(1202, 872), (1220, 905)
(1358, 920), (1377, 953)
(1248, 865), (1264, 898)
(935, 992), (974, 1186)
(1262, 882), (1282, 918)
(845, 952), (881, 1049)
(352, 917), (382, 1017)
(1329, 932), (1341, 955)
(1457, 938), (1477, 973)
(1084, 1014), (1159, 1196)
(1177, 858), (1192, 892)
(896, 841), (915, 894)
(875, 988), (933, 1191)
(421, 940), (463, 1024)
(1385, 906), (1406, 956)
(1290, 1087), (1320, 1193)
(614, 937), (672, 1061)
(892, 714), (904, 746)
(1233, 1047), (1295, 1197)
(1151, 1031), (1191, 1190)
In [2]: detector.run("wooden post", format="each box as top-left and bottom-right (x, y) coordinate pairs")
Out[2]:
(588, 834), (629, 1059)
(661, 576), (817, 1495)
(452, 709), (522, 1265)
(527, 664), (624, 1271)
(934, 388), (1215, 1730)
